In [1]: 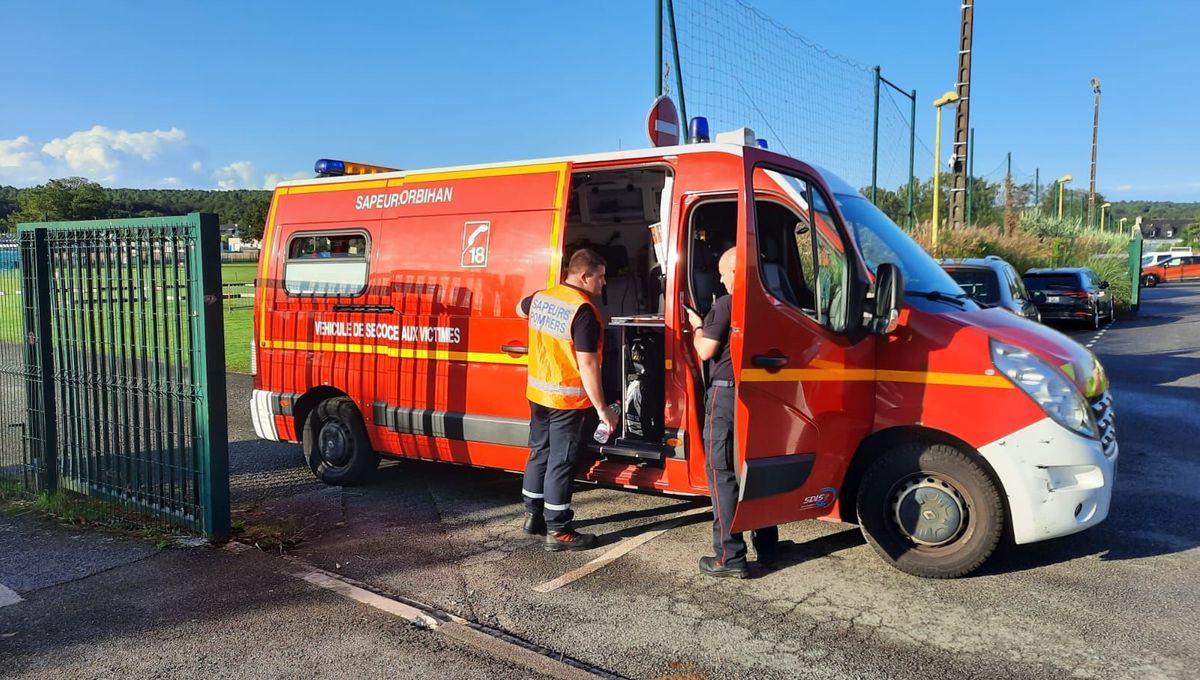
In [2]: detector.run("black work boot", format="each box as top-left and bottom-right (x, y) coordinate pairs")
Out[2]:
(522, 512), (546, 536)
(699, 556), (749, 579)
(544, 528), (597, 552)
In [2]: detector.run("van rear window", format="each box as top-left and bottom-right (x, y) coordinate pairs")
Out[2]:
(284, 232), (369, 296)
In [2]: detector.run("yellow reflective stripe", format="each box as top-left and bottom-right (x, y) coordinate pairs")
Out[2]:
(286, 179), (389, 195)
(740, 368), (1013, 388)
(257, 188), (287, 343)
(260, 339), (528, 365)
(547, 164), (568, 288)
(1060, 363), (1076, 380)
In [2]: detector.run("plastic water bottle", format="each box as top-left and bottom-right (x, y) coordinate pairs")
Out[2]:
(593, 403), (620, 443)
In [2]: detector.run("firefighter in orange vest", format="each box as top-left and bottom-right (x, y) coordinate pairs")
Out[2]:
(516, 248), (615, 551)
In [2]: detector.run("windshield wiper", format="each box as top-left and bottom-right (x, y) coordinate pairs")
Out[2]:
(904, 290), (969, 308)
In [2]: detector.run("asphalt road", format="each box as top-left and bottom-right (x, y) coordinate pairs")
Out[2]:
(212, 283), (1199, 680)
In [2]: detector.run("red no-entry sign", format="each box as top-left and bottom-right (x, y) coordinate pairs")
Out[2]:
(646, 95), (680, 147)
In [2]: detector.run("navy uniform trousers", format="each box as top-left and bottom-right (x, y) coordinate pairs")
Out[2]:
(704, 381), (778, 568)
(522, 401), (587, 532)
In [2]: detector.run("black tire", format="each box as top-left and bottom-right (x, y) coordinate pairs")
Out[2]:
(1092, 305), (1101, 329)
(856, 443), (1004, 579)
(303, 396), (380, 486)
(1142, 274), (1158, 288)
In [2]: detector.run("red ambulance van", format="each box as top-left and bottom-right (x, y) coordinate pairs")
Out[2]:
(251, 134), (1116, 578)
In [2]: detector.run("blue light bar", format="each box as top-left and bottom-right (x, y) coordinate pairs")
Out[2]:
(756, 138), (769, 149)
(314, 159), (346, 176)
(688, 117), (710, 144)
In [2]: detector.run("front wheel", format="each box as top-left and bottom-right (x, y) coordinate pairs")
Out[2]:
(856, 443), (1004, 579)
(1142, 274), (1158, 288)
(303, 396), (380, 486)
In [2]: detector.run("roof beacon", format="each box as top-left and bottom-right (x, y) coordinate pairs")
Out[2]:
(314, 158), (401, 178)
(715, 127), (758, 146)
(756, 138), (769, 149)
(688, 117), (710, 144)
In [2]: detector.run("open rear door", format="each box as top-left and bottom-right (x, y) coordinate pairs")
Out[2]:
(728, 163), (874, 533)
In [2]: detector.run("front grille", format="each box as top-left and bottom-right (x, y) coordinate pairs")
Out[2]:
(1090, 391), (1117, 458)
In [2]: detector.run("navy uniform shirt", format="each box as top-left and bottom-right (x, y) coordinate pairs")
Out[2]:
(702, 294), (734, 382)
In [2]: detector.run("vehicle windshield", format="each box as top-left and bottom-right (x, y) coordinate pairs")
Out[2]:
(945, 268), (1000, 304)
(1024, 274), (1080, 290)
(833, 194), (966, 297)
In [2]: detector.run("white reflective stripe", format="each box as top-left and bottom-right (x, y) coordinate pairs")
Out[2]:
(544, 502), (570, 511)
(655, 120), (679, 135)
(528, 376), (586, 396)
(522, 489), (545, 499)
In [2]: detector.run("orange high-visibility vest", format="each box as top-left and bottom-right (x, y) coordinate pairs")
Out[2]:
(526, 285), (602, 410)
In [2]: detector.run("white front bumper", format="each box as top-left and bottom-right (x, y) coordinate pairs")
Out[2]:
(978, 417), (1117, 545)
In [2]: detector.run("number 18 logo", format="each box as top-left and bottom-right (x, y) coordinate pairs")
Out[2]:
(460, 221), (491, 269)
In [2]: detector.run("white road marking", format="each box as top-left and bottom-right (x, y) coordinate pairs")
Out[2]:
(533, 510), (707, 594)
(0, 583), (23, 609)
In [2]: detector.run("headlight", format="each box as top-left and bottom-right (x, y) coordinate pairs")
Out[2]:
(991, 340), (1098, 439)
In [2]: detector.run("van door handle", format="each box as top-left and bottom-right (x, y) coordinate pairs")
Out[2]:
(501, 344), (529, 355)
(751, 354), (789, 368)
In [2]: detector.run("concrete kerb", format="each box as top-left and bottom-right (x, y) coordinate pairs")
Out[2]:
(262, 547), (624, 680)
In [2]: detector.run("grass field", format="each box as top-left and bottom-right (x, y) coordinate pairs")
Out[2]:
(0, 262), (258, 374)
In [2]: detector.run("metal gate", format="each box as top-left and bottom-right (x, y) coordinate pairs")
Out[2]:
(0, 214), (229, 537)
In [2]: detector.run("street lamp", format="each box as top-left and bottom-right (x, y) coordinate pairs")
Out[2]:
(931, 90), (960, 248)
(1057, 174), (1073, 220)
(1100, 202), (1112, 232)
(1119, 216), (1128, 234)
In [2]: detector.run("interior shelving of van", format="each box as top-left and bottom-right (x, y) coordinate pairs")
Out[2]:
(562, 167), (675, 464)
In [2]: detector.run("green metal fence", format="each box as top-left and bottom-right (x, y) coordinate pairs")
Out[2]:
(0, 213), (229, 537)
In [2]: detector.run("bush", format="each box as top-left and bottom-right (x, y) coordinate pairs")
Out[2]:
(909, 218), (1135, 313)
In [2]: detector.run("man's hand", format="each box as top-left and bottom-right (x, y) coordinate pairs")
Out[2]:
(684, 305), (703, 331)
(596, 404), (618, 436)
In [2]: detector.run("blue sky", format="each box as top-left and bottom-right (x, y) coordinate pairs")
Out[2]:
(2, 1), (1196, 201)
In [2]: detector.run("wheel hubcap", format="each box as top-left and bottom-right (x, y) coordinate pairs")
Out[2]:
(892, 477), (966, 546)
(318, 421), (352, 467)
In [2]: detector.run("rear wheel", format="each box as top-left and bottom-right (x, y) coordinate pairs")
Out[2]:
(1142, 274), (1158, 288)
(856, 443), (1004, 579)
(303, 396), (380, 486)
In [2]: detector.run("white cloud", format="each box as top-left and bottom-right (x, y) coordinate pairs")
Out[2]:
(0, 136), (37, 168)
(160, 176), (181, 187)
(191, 160), (204, 173)
(40, 125), (187, 177)
(213, 160), (256, 189)
(262, 170), (309, 189)
(1112, 184), (1134, 192)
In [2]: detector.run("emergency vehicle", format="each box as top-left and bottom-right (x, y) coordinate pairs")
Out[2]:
(250, 126), (1117, 578)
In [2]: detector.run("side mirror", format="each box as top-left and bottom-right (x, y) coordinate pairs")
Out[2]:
(1099, 280), (1110, 290)
(870, 262), (904, 335)
(1030, 291), (1048, 304)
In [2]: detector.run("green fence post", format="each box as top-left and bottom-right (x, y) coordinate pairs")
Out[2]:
(907, 89), (916, 230)
(189, 213), (229, 538)
(1128, 228), (1143, 313)
(24, 227), (57, 493)
(871, 66), (880, 204)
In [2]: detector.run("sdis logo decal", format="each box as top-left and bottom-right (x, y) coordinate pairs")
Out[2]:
(801, 486), (837, 510)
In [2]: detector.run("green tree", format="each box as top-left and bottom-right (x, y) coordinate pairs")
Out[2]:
(7, 177), (111, 226)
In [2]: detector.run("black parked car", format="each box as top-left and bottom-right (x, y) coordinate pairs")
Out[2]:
(941, 256), (1042, 321)
(1023, 267), (1114, 329)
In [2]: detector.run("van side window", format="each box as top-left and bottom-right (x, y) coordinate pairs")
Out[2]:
(284, 231), (370, 296)
(754, 170), (849, 333)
